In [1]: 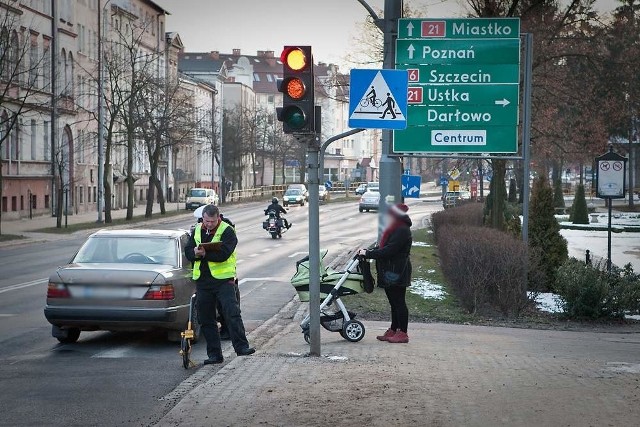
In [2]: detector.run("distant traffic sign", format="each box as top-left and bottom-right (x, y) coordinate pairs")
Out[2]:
(595, 150), (627, 199)
(401, 175), (422, 199)
(394, 17), (521, 154)
(348, 69), (408, 130)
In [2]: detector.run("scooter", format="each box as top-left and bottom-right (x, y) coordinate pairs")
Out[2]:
(262, 210), (288, 239)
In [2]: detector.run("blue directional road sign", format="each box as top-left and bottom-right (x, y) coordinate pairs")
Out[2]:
(439, 176), (449, 187)
(349, 69), (408, 130)
(402, 175), (422, 199)
(324, 180), (333, 190)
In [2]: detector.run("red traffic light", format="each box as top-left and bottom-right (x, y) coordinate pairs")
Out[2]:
(281, 47), (308, 72)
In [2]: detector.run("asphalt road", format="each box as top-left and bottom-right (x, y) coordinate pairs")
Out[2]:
(0, 198), (438, 427)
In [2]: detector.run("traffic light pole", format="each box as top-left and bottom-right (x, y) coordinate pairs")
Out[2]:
(307, 128), (365, 357)
(359, 0), (404, 236)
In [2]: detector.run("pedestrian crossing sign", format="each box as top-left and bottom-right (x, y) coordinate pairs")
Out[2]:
(349, 69), (408, 130)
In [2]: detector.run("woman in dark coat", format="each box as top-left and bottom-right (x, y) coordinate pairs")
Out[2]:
(359, 203), (413, 343)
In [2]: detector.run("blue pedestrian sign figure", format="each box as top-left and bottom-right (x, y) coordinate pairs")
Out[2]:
(401, 175), (422, 199)
(349, 69), (408, 130)
(439, 176), (449, 187)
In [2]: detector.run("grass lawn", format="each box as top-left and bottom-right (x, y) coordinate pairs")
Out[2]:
(33, 209), (188, 234)
(0, 234), (25, 242)
(347, 228), (472, 324)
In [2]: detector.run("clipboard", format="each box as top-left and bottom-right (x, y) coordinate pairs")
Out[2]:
(199, 242), (222, 252)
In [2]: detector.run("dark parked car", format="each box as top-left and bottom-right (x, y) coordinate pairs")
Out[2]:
(44, 229), (197, 343)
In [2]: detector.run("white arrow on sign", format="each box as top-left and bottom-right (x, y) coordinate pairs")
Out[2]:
(494, 98), (510, 107)
(407, 22), (414, 37)
(402, 185), (407, 191)
(407, 44), (415, 59)
(409, 186), (420, 195)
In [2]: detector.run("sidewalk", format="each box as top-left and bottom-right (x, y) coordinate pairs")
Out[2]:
(0, 202), (186, 236)
(158, 317), (640, 427)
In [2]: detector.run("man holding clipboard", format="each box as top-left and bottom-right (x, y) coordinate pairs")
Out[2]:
(185, 205), (255, 365)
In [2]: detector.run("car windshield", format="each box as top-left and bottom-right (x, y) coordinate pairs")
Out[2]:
(73, 236), (178, 266)
(189, 189), (206, 197)
(286, 189), (301, 195)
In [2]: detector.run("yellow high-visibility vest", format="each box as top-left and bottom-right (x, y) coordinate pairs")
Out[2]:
(192, 222), (237, 280)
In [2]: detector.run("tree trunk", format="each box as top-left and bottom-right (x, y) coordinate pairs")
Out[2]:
(489, 159), (507, 230)
(155, 177), (166, 214)
(515, 162), (525, 203)
(104, 162), (112, 223)
(0, 160), (3, 235)
(145, 173), (155, 218)
(126, 134), (134, 220)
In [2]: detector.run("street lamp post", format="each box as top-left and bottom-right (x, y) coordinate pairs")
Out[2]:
(356, 0), (403, 237)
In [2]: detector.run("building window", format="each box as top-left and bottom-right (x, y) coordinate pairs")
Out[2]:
(42, 43), (51, 91)
(253, 73), (260, 82)
(30, 119), (36, 160)
(30, 39), (39, 88)
(266, 74), (273, 82)
(20, 195), (24, 211)
(43, 120), (50, 160)
(1, 197), (6, 212)
(44, 194), (49, 209)
(267, 95), (274, 103)
(93, 187), (96, 203)
(31, 194), (36, 209)
(11, 196), (17, 211)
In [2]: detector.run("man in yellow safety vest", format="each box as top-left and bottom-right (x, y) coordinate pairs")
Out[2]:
(185, 204), (254, 365)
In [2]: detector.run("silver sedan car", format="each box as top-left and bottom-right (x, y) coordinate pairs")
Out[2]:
(44, 229), (197, 343)
(359, 190), (380, 213)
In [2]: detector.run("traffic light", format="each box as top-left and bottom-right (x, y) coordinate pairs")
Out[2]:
(277, 46), (314, 134)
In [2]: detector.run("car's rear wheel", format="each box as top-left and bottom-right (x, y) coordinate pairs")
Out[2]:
(359, 207), (364, 213)
(57, 327), (80, 344)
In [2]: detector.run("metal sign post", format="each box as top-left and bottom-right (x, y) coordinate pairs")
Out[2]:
(595, 146), (628, 272)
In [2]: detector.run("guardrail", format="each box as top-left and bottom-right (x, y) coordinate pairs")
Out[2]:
(226, 185), (288, 203)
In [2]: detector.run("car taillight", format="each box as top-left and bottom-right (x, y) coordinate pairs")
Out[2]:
(47, 283), (71, 298)
(143, 284), (175, 300)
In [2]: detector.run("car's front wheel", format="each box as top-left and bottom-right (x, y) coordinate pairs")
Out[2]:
(56, 327), (80, 344)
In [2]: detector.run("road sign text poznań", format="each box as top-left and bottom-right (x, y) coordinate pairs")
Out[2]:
(394, 18), (521, 154)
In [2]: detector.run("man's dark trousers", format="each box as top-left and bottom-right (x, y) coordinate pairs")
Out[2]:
(196, 279), (249, 358)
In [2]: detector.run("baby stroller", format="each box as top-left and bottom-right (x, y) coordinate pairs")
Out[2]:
(291, 251), (366, 343)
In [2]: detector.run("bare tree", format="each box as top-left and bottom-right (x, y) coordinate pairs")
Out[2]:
(0, 6), (50, 234)
(137, 75), (199, 217)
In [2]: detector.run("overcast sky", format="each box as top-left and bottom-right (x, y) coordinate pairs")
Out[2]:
(155, 0), (621, 69)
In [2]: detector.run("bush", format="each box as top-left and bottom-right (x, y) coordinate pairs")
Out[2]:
(529, 177), (568, 290)
(556, 259), (640, 318)
(431, 203), (483, 240)
(570, 184), (589, 224)
(437, 225), (535, 317)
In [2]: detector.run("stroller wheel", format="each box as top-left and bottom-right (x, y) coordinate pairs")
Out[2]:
(342, 320), (365, 342)
(303, 332), (311, 345)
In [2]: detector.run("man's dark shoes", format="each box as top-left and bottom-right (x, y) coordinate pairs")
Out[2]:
(236, 347), (256, 356)
(203, 355), (224, 365)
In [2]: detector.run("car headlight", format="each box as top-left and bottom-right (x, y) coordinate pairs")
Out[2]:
(296, 196), (302, 201)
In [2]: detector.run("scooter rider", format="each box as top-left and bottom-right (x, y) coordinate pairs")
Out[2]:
(265, 197), (291, 229)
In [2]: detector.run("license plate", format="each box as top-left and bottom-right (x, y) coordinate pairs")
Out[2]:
(83, 286), (131, 299)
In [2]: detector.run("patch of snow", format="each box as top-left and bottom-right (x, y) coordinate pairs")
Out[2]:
(528, 292), (564, 314)
(410, 278), (446, 301)
(626, 314), (640, 321)
(606, 362), (640, 374)
(427, 269), (436, 274)
(326, 355), (348, 362)
(412, 241), (432, 247)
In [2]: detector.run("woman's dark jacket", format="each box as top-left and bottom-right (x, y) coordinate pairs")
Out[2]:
(365, 219), (413, 287)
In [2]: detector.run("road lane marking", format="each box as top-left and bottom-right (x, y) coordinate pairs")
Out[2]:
(91, 345), (137, 359)
(0, 278), (47, 294)
(288, 251), (307, 258)
(0, 314), (15, 317)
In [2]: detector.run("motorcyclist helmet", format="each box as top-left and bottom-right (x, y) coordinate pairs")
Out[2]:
(272, 197), (279, 204)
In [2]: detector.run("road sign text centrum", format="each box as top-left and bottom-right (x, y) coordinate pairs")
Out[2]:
(399, 18), (520, 39)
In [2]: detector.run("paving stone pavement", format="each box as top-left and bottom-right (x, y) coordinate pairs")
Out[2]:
(157, 321), (640, 427)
